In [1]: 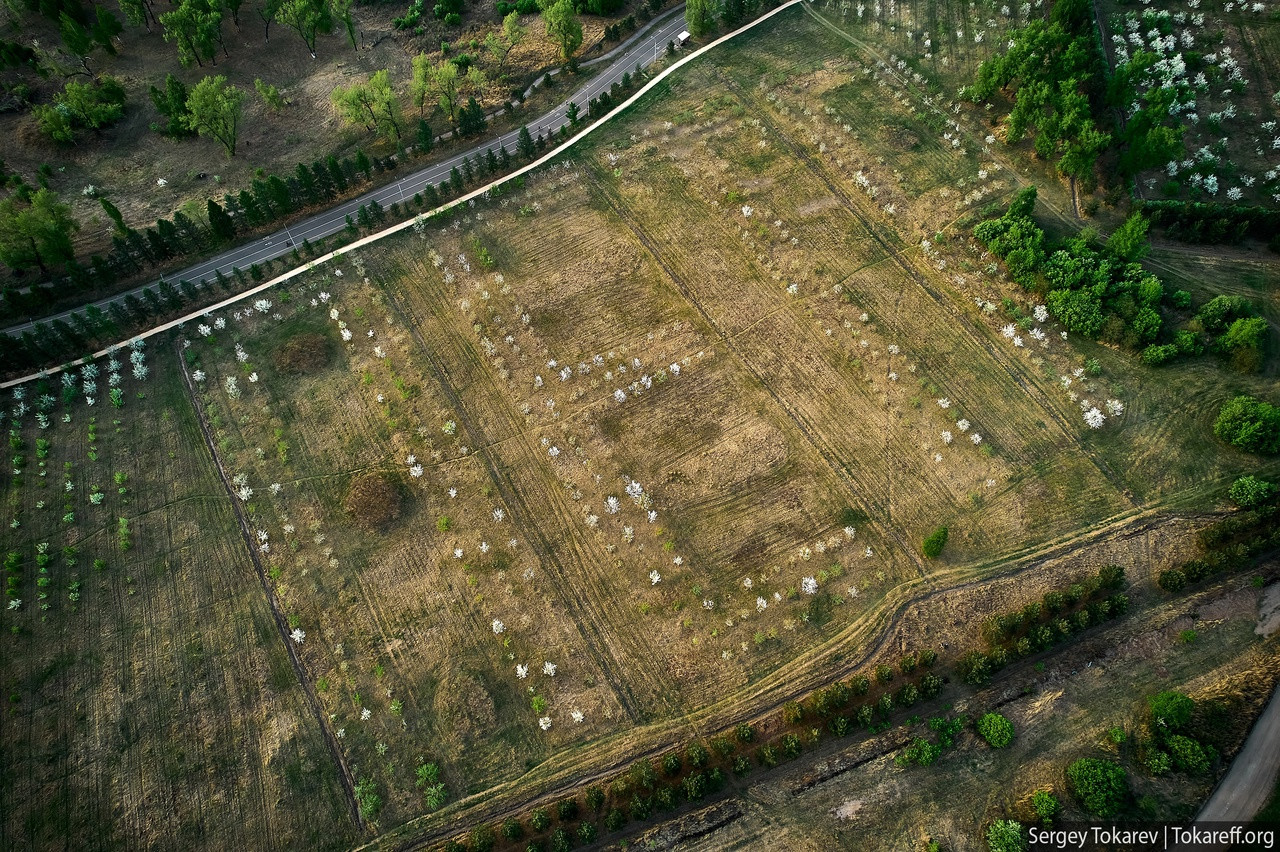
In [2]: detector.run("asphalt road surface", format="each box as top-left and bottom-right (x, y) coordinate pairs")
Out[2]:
(3, 7), (690, 338)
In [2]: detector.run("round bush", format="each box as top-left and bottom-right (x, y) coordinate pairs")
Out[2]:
(1229, 475), (1276, 508)
(1066, 758), (1128, 817)
(273, 331), (334, 373)
(987, 819), (1027, 852)
(345, 473), (402, 531)
(977, 712), (1015, 748)
(922, 525), (949, 558)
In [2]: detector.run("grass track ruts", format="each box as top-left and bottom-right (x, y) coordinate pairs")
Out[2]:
(376, 276), (659, 725)
(716, 70), (1137, 509)
(583, 173), (930, 579)
(365, 502), (1192, 851)
(175, 343), (364, 833)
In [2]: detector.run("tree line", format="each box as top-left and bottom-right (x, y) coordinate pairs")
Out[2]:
(0, 62), (653, 377)
(975, 188), (1269, 374)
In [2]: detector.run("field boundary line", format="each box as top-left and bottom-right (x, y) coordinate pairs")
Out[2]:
(0, 0), (804, 392)
(174, 345), (365, 832)
(721, 70), (1138, 508)
(363, 505), (1189, 850)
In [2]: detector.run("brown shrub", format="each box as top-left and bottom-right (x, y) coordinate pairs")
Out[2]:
(345, 473), (402, 531)
(273, 332), (334, 374)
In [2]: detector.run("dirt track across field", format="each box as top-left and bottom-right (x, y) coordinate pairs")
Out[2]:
(1193, 666), (1280, 826)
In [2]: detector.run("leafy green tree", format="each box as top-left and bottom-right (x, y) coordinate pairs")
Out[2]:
(969, 15), (1109, 182)
(58, 11), (96, 73)
(411, 57), (480, 127)
(1214, 396), (1280, 455)
(1229, 475), (1275, 509)
(185, 74), (245, 157)
(468, 824), (495, 852)
(1031, 790), (1059, 823)
(1106, 212), (1150, 261)
(922, 526), (948, 559)
(485, 11), (525, 69)
(977, 713), (1015, 748)
(256, 0), (282, 40)
(1066, 758), (1128, 817)
(254, 78), (287, 110)
(987, 820), (1027, 852)
(332, 70), (403, 144)
(1047, 288), (1106, 337)
(1157, 567), (1187, 594)
(1216, 316), (1268, 373)
(1167, 734), (1210, 773)
(331, 0), (357, 49)
(685, 0), (716, 36)
(1148, 691), (1193, 731)
(160, 0), (225, 68)
(541, 0), (582, 62)
(276, 0), (332, 58)
(91, 5), (124, 52)
(34, 75), (127, 142)
(149, 73), (195, 137)
(1197, 294), (1254, 333)
(119, 0), (156, 30)
(0, 188), (80, 276)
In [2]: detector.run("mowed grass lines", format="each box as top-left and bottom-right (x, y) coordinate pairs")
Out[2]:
(1, 356), (353, 851)
(571, 82), (1131, 566)
(186, 276), (637, 823)
(375, 209), (881, 707)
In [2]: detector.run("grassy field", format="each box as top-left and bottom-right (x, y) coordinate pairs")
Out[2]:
(0, 354), (354, 850)
(3, 1), (1279, 848)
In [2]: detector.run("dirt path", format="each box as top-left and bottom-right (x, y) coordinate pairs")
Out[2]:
(364, 505), (1198, 850)
(1194, 682), (1280, 824)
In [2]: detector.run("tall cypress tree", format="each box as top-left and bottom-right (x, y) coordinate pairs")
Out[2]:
(207, 198), (236, 241)
(294, 162), (318, 203)
(517, 124), (535, 159)
(172, 209), (204, 248)
(327, 155), (347, 191)
(99, 196), (127, 233)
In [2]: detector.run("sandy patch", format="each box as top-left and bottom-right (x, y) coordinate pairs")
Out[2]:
(833, 799), (864, 820)
(1257, 583), (1280, 638)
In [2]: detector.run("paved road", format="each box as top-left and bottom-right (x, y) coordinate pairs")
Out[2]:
(1195, 681), (1280, 824)
(2, 7), (690, 338)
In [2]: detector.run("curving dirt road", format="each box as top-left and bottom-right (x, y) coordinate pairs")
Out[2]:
(1194, 677), (1280, 824)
